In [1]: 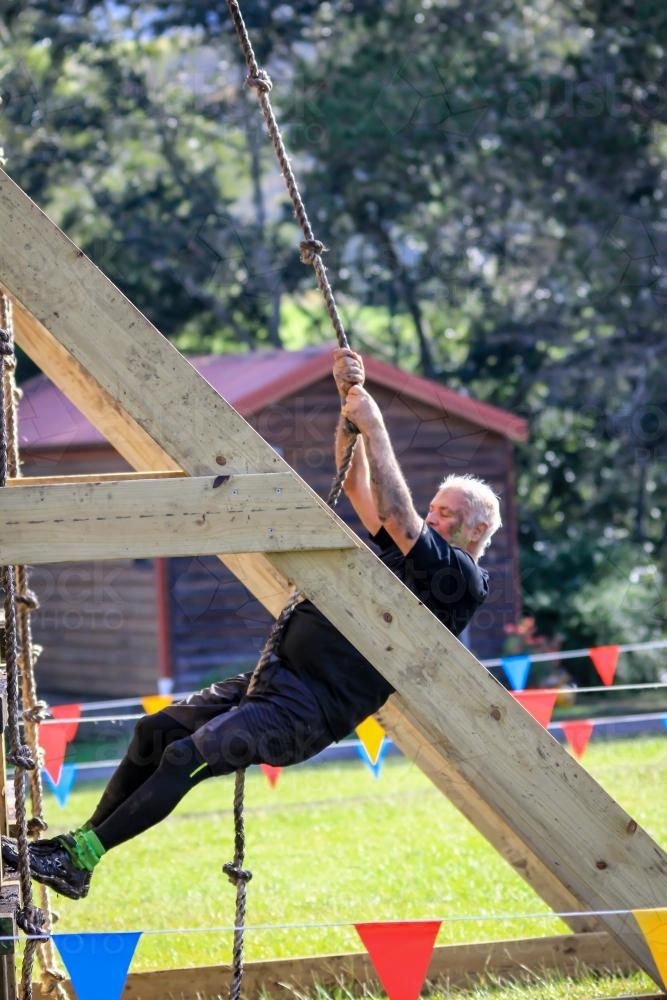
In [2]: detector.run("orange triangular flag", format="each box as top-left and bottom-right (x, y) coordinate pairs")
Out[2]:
(355, 716), (386, 766)
(561, 720), (594, 759)
(588, 645), (620, 686)
(39, 705), (82, 785)
(355, 921), (441, 1000)
(141, 694), (174, 715)
(260, 764), (282, 789)
(512, 690), (558, 729)
(633, 909), (667, 987)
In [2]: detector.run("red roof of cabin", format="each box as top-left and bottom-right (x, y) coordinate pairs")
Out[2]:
(18, 344), (528, 451)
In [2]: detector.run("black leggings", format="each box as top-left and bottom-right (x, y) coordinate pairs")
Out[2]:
(87, 712), (211, 852)
(85, 694), (332, 853)
(86, 711), (194, 829)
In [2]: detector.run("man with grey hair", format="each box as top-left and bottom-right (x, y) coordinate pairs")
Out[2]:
(335, 349), (501, 634)
(3, 348), (501, 901)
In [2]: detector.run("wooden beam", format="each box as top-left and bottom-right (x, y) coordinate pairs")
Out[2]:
(378, 694), (600, 933)
(11, 297), (292, 617)
(0, 666), (18, 1000)
(31, 931), (639, 1000)
(0, 884), (18, 1000)
(0, 169), (665, 983)
(6, 479), (596, 933)
(7, 471), (184, 487)
(0, 474), (357, 563)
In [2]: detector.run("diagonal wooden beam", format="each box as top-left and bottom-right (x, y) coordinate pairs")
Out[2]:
(0, 169), (663, 981)
(10, 294), (292, 615)
(10, 312), (602, 933)
(377, 695), (600, 933)
(0, 474), (357, 564)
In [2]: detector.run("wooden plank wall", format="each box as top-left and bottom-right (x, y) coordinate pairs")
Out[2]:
(17, 449), (162, 696)
(168, 553), (272, 688)
(29, 557), (161, 698)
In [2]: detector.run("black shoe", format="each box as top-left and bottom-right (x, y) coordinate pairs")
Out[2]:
(1, 836), (19, 871)
(2, 835), (61, 870)
(2, 835), (91, 900)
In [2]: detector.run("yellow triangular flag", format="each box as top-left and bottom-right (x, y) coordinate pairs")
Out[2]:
(633, 908), (667, 986)
(141, 694), (174, 715)
(355, 716), (386, 766)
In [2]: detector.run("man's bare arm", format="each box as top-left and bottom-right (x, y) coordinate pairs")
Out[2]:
(343, 386), (423, 555)
(334, 413), (381, 534)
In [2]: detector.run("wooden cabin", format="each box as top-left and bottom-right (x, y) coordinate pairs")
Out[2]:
(17, 345), (528, 698)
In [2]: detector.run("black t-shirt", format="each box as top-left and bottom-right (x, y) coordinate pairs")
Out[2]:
(272, 523), (489, 741)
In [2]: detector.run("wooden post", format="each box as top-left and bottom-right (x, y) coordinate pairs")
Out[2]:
(0, 612), (18, 1000)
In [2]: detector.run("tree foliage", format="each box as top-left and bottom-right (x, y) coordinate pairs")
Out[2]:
(0, 0), (665, 651)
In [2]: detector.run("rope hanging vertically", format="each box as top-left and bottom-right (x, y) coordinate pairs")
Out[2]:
(225, 0), (351, 354)
(222, 4), (362, 998)
(0, 292), (67, 1000)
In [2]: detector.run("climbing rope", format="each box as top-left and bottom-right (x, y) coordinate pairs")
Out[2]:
(222, 4), (362, 997)
(0, 292), (67, 1000)
(225, 0), (350, 355)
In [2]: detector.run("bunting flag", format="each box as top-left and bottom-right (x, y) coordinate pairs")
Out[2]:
(500, 654), (532, 691)
(39, 704), (82, 785)
(140, 694), (174, 715)
(355, 716), (386, 766)
(355, 739), (389, 779)
(632, 909), (667, 987)
(561, 720), (594, 759)
(355, 921), (441, 1000)
(54, 932), (141, 1000)
(512, 690), (558, 729)
(43, 763), (78, 808)
(588, 644), (620, 686)
(260, 763), (282, 789)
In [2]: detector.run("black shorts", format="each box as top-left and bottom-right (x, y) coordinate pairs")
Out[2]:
(163, 659), (334, 776)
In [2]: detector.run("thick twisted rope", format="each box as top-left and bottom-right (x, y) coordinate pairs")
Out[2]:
(220, 7), (368, 997)
(0, 293), (66, 999)
(225, 0), (351, 354)
(0, 298), (42, 999)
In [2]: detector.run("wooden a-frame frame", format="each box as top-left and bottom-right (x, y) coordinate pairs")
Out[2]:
(0, 169), (665, 985)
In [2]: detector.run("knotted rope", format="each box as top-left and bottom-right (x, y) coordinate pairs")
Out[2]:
(222, 5), (364, 998)
(225, 0), (351, 354)
(0, 291), (67, 1000)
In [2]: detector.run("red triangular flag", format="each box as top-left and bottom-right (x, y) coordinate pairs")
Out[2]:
(512, 690), (558, 729)
(588, 645), (620, 686)
(355, 921), (441, 1000)
(561, 720), (594, 759)
(50, 704), (82, 742)
(39, 705), (82, 784)
(260, 764), (282, 789)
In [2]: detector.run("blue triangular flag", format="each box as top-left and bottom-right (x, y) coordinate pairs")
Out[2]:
(355, 739), (389, 779)
(54, 932), (141, 1000)
(500, 654), (532, 691)
(44, 763), (77, 808)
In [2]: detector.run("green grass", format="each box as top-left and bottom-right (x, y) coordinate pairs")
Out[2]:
(25, 735), (667, 998)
